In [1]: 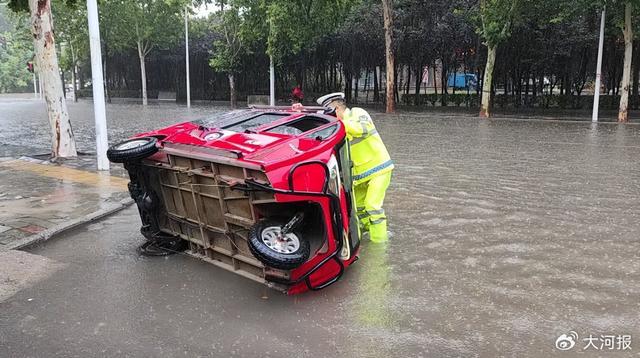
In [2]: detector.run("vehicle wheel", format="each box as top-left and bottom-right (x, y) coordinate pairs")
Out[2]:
(248, 219), (310, 270)
(107, 137), (158, 163)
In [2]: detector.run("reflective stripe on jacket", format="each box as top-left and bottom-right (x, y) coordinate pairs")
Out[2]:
(341, 107), (394, 183)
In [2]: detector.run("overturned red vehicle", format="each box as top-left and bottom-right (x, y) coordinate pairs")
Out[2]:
(107, 107), (361, 294)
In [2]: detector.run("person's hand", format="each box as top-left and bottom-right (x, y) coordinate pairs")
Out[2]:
(291, 103), (304, 111)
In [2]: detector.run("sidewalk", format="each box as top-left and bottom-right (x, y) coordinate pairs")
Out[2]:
(0, 155), (133, 251)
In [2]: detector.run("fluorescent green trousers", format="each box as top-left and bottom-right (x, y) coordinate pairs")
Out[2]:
(354, 171), (392, 242)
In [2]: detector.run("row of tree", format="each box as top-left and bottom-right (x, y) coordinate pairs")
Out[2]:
(3, 0), (640, 158)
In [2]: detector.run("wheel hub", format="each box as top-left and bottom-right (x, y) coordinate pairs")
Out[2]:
(116, 139), (149, 150)
(261, 226), (300, 254)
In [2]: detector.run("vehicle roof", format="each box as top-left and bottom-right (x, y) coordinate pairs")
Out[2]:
(141, 107), (344, 170)
(192, 108), (336, 132)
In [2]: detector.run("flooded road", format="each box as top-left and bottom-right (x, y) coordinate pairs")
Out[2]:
(1, 100), (640, 356)
(0, 99), (226, 156)
(376, 115), (640, 355)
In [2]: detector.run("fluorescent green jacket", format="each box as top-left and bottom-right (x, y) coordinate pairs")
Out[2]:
(341, 107), (394, 184)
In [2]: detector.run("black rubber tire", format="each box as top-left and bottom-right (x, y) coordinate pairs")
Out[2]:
(106, 137), (158, 163)
(248, 219), (310, 270)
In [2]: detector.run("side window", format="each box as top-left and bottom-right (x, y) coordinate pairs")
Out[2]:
(267, 116), (330, 136)
(306, 123), (339, 141)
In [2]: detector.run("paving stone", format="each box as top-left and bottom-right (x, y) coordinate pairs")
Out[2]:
(21, 218), (55, 229)
(0, 229), (28, 245)
(18, 225), (46, 234)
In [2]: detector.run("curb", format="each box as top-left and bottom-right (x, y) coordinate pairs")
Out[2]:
(2, 198), (135, 251)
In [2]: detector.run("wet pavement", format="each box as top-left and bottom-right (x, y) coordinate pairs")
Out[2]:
(0, 157), (130, 249)
(0, 105), (639, 356)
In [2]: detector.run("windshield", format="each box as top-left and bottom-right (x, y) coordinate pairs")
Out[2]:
(192, 111), (287, 132)
(223, 113), (288, 132)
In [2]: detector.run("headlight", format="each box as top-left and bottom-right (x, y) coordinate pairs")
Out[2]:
(327, 155), (341, 195)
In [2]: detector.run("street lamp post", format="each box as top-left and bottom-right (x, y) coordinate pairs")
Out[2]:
(86, 0), (109, 170)
(269, 56), (275, 106)
(185, 6), (191, 108)
(593, 7), (606, 123)
(33, 72), (37, 98)
(268, 13), (275, 107)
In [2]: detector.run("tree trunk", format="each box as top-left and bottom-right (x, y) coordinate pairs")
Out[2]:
(394, 61), (400, 104)
(633, 40), (639, 109)
(441, 62), (448, 106)
(331, 63), (337, 89)
(531, 75), (536, 106)
(348, 72), (353, 102)
(503, 71), (508, 96)
(229, 73), (237, 108)
(56, 41), (65, 99)
(414, 63), (422, 105)
(379, 66), (383, 98)
(137, 41), (148, 106)
(61, 70), (66, 99)
(364, 69), (370, 103)
(480, 44), (497, 118)
(103, 41), (111, 103)
(382, 0), (395, 113)
(433, 64), (438, 97)
(539, 74), (544, 97)
(28, 0), (77, 158)
(619, 2), (633, 122)
(373, 66), (379, 102)
(354, 75), (359, 103)
(72, 64), (78, 102)
(405, 66), (411, 96)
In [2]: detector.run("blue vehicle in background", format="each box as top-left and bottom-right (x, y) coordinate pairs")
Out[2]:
(447, 73), (478, 91)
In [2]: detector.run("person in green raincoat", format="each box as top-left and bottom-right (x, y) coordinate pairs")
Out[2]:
(317, 92), (394, 242)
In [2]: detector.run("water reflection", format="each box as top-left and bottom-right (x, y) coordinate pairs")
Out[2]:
(353, 242), (393, 328)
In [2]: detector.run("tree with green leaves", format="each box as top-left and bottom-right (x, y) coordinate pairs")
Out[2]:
(0, 6), (32, 93)
(0, 32), (32, 92)
(220, 0), (359, 99)
(105, 0), (186, 105)
(8, 0), (77, 158)
(477, 0), (521, 118)
(264, 0), (353, 82)
(209, 2), (247, 108)
(53, 0), (89, 102)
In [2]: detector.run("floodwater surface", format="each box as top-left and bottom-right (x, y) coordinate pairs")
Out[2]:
(1, 101), (639, 357)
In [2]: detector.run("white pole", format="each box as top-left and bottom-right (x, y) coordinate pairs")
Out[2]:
(269, 56), (275, 106)
(33, 72), (37, 98)
(38, 73), (43, 99)
(593, 7), (606, 123)
(185, 6), (191, 108)
(87, 0), (109, 171)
